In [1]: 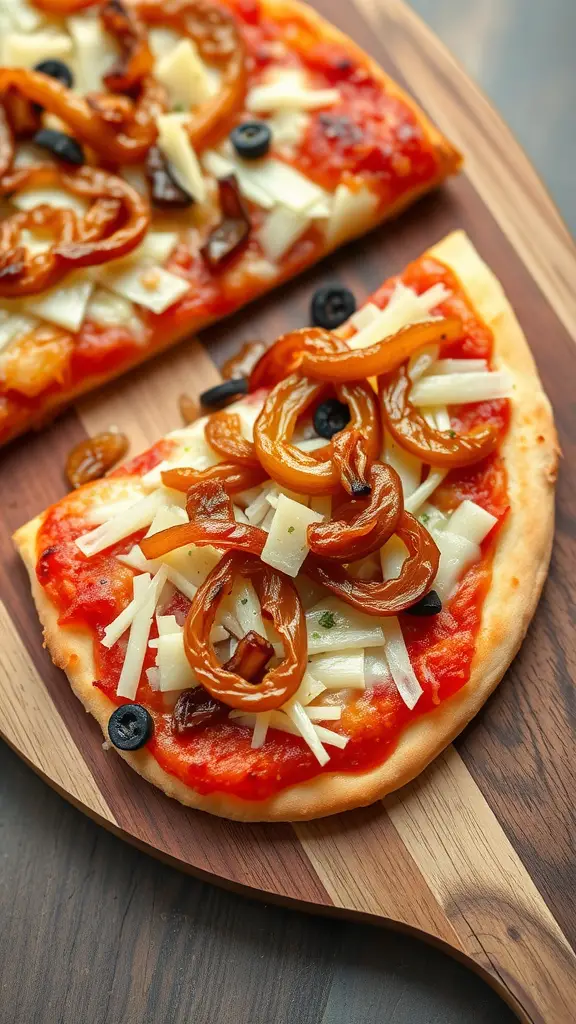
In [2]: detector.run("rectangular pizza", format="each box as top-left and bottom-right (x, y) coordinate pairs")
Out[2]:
(0, 0), (460, 444)
(14, 231), (557, 821)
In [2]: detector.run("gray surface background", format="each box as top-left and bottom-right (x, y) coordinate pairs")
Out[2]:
(1, 3), (574, 1023)
(411, 0), (576, 235)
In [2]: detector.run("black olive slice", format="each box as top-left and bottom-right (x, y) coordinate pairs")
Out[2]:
(34, 59), (74, 90)
(200, 377), (249, 407)
(313, 398), (351, 439)
(230, 121), (272, 160)
(310, 284), (356, 330)
(108, 704), (154, 750)
(33, 128), (84, 166)
(405, 590), (443, 616)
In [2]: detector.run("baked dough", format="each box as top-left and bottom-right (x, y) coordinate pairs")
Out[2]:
(14, 231), (558, 821)
(0, 0), (460, 445)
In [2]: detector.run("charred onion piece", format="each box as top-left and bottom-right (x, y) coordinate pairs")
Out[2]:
(249, 327), (348, 391)
(300, 318), (463, 382)
(0, 105), (15, 177)
(101, 0), (154, 93)
(172, 687), (228, 734)
(135, 0), (248, 150)
(0, 68), (159, 164)
(146, 145), (194, 207)
(66, 430), (129, 489)
(161, 462), (267, 495)
(204, 411), (259, 467)
(201, 175), (250, 270)
(222, 630), (275, 682)
(0, 165), (149, 297)
(381, 363), (501, 468)
(184, 550), (307, 711)
(307, 457), (404, 562)
(306, 512), (440, 616)
(331, 429), (370, 497)
(254, 374), (380, 496)
(140, 479), (266, 559)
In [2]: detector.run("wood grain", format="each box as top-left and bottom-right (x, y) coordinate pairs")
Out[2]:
(0, 1), (575, 1022)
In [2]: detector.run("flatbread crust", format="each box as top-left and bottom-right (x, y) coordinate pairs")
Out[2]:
(2, 0), (460, 446)
(14, 231), (558, 821)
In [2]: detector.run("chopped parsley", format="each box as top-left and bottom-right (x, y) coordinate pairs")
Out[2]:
(448, 429), (457, 438)
(420, 513), (430, 525)
(311, 632), (321, 640)
(172, 102), (185, 112)
(240, 597), (248, 605)
(287, 525), (295, 534)
(318, 611), (335, 629)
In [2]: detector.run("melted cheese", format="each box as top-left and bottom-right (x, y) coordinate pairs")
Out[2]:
(259, 205), (311, 263)
(324, 183), (379, 250)
(246, 81), (340, 113)
(100, 262), (189, 315)
(157, 114), (206, 203)
(308, 650), (365, 690)
(348, 282), (450, 351)
(103, 566), (168, 649)
(381, 617), (422, 710)
(68, 16), (118, 95)
(410, 370), (513, 406)
(3, 31), (73, 67)
(305, 598), (386, 655)
(155, 38), (213, 110)
(404, 468), (448, 515)
(116, 574), (158, 700)
(26, 274), (94, 332)
(76, 489), (167, 557)
(261, 494), (323, 577)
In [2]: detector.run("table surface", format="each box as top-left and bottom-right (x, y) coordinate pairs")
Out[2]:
(1, 2), (574, 1023)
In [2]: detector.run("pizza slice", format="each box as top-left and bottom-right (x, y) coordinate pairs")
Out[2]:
(14, 231), (557, 821)
(0, 0), (460, 445)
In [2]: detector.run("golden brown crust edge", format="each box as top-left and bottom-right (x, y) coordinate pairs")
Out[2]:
(2, 0), (460, 447)
(14, 230), (556, 822)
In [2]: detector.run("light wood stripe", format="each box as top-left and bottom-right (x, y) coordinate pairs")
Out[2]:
(77, 337), (221, 448)
(295, 811), (463, 948)
(356, 0), (576, 344)
(0, 601), (115, 823)
(386, 747), (576, 1023)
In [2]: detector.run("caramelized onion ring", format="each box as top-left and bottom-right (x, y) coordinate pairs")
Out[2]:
(0, 68), (159, 163)
(249, 327), (348, 391)
(300, 318), (463, 382)
(135, 0), (248, 150)
(162, 462), (267, 495)
(306, 512), (440, 616)
(204, 411), (259, 467)
(381, 364), (501, 468)
(184, 551), (307, 711)
(307, 460), (403, 562)
(101, 0), (154, 93)
(0, 165), (150, 297)
(140, 479), (266, 559)
(33, 0), (96, 10)
(254, 374), (380, 496)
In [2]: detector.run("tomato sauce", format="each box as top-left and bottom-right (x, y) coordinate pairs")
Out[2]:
(33, 255), (510, 801)
(0, 0), (451, 444)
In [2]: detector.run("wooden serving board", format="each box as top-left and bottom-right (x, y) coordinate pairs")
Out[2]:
(0, 2), (574, 1021)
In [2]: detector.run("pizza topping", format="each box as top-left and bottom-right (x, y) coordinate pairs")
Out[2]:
(307, 458), (403, 562)
(146, 145), (195, 207)
(33, 59), (74, 91)
(184, 550), (307, 711)
(140, 479), (267, 558)
(230, 120), (272, 160)
(100, 0), (154, 94)
(310, 284), (356, 330)
(0, 165), (150, 297)
(254, 372), (380, 495)
(200, 377), (249, 407)
(222, 629), (275, 681)
(249, 326), (348, 391)
(32, 128), (85, 165)
(313, 397), (351, 439)
(381, 364), (501, 468)
(204, 411), (259, 466)
(108, 703), (154, 750)
(172, 687), (228, 735)
(65, 429), (129, 488)
(306, 511), (440, 616)
(201, 174), (251, 269)
(404, 589), (442, 616)
(301, 317), (463, 382)
(161, 461), (267, 495)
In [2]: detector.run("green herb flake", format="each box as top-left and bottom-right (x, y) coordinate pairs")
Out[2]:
(448, 429), (457, 438)
(172, 102), (185, 112)
(420, 513), (430, 525)
(287, 525), (295, 534)
(311, 632), (321, 640)
(240, 597), (248, 605)
(318, 611), (335, 629)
